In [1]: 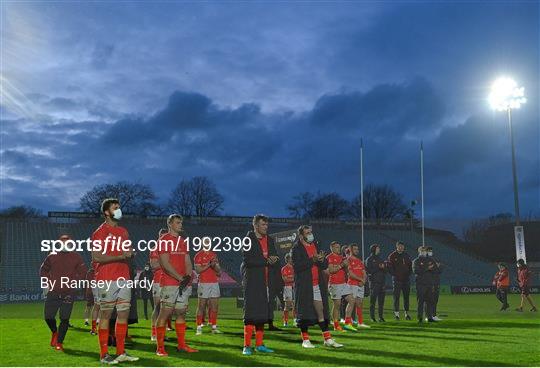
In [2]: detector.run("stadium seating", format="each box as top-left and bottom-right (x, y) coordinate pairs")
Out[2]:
(0, 217), (499, 291)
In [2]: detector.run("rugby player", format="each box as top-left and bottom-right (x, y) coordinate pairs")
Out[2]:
(241, 214), (277, 355)
(155, 214), (198, 356)
(149, 229), (166, 341)
(281, 252), (295, 327)
(516, 259), (538, 312)
(194, 237), (222, 335)
(91, 198), (138, 364)
(346, 243), (370, 329)
(492, 262), (510, 311)
(366, 244), (387, 322)
(292, 225), (343, 348)
(326, 241), (352, 331)
(386, 241), (413, 320)
(40, 233), (87, 351)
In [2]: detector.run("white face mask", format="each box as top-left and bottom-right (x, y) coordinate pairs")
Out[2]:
(305, 233), (314, 243)
(112, 208), (122, 220)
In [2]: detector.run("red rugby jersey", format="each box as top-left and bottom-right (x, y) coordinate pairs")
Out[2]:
(194, 250), (219, 283)
(326, 253), (346, 285)
(92, 222), (130, 281)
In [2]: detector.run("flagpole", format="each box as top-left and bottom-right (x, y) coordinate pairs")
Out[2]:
(360, 139), (365, 262)
(420, 141), (425, 247)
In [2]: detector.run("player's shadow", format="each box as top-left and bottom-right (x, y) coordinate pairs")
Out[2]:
(352, 347), (513, 366)
(372, 330), (520, 344)
(63, 348), (166, 366)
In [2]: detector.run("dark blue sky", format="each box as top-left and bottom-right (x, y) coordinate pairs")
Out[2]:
(1, 1), (538, 225)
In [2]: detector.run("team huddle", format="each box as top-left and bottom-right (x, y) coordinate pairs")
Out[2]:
(41, 197), (535, 364)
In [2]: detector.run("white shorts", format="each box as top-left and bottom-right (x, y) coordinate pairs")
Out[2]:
(197, 283), (220, 299)
(98, 279), (131, 311)
(283, 286), (293, 301)
(349, 285), (365, 299)
(152, 283), (161, 299)
(329, 283), (352, 300)
(313, 285), (322, 302)
(92, 286), (99, 303)
(160, 285), (192, 309)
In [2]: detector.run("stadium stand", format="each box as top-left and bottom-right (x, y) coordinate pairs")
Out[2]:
(0, 215), (504, 293)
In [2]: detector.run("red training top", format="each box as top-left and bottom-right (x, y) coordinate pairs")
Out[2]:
(492, 269), (509, 289)
(92, 222), (130, 281)
(303, 242), (319, 286)
(194, 250), (219, 283)
(518, 267), (532, 288)
(40, 251), (87, 295)
(158, 233), (188, 286)
(281, 263), (294, 286)
(326, 253), (346, 285)
(347, 255), (365, 286)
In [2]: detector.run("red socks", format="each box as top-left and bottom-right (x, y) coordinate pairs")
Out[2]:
(196, 315), (203, 326)
(115, 322), (127, 356)
(98, 328), (109, 358)
(175, 322), (186, 348)
(151, 325), (156, 337)
(301, 331), (310, 341)
(255, 326), (264, 347)
(333, 320), (340, 329)
(345, 316), (352, 325)
(322, 331), (331, 341)
(91, 320), (97, 332)
(243, 325), (254, 347)
(356, 307), (363, 324)
(209, 311), (218, 326)
(283, 310), (289, 323)
(156, 326), (166, 351)
(167, 319), (172, 329)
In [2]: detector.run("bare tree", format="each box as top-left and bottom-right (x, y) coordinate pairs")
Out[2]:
(0, 205), (43, 218)
(79, 181), (158, 215)
(310, 192), (349, 219)
(191, 177), (224, 216)
(167, 176), (223, 217)
(167, 179), (195, 216)
(287, 191), (349, 219)
(287, 192), (314, 218)
(350, 184), (407, 222)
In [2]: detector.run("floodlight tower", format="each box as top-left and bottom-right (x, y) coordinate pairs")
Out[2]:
(488, 77), (527, 261)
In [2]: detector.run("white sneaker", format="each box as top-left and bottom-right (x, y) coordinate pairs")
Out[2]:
(357, 323), (371, 328)
(151, 335), (156, 341)
(115, 353), (139, 362)
(211, 327), (222, 334)
(339, 318), (345, 323)
(432, 316), (443, 321)
(394, 311), (400, 318)
(324, 338), (344, 348)
(196, 326), (203, 335)
(302, 340), (316, 348)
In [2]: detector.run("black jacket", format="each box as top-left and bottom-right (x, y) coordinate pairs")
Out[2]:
(427, 256), (442, 285)
(386, 251), (413, 282)
(412, 256), (435, 286)
(240, 231), (278, 325)
(366, 254), (387, 285)
(291, 239), (330, 325)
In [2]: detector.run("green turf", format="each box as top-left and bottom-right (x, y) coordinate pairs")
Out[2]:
(0, 295), (539, 366)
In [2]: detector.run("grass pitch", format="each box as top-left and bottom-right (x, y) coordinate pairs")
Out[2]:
(0, 294), (539, 366)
